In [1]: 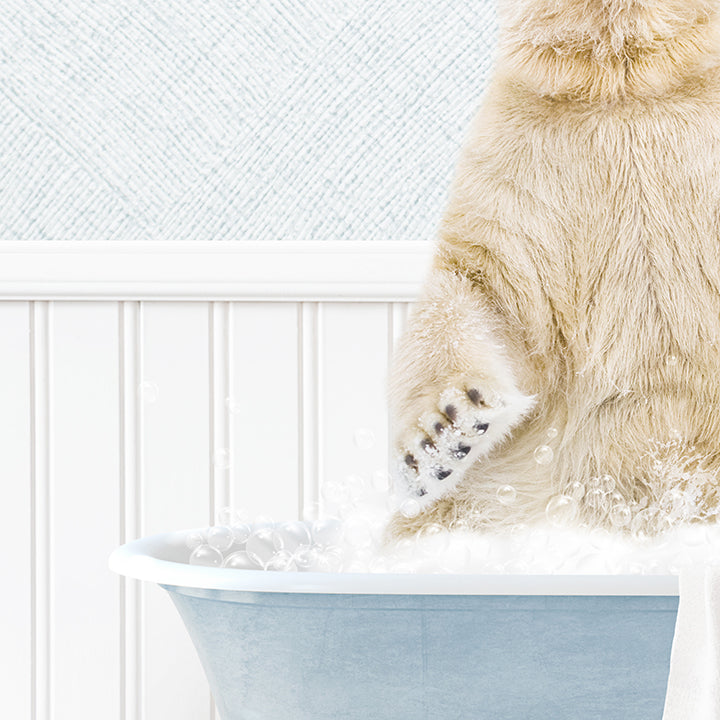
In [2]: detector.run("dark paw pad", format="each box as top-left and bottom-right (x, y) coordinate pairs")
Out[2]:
(466, 388), (484, 406)
(404, 454), (419, 471)
(452, 443), (472, 459)
(435, 467), (453, 480)
(443, 404), (458, 423)
(473, 422), (489, 435)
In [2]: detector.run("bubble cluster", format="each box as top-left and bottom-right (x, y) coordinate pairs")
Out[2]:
(185, 513), (350, 572)
(181, 431), (720, 577)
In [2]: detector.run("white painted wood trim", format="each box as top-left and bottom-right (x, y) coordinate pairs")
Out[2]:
(0, 241), (434, 301)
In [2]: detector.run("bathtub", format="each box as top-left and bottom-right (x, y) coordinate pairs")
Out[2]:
(109, 528), (679, 720)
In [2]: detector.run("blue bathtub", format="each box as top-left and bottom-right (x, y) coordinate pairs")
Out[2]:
(110, 530), (679, 720)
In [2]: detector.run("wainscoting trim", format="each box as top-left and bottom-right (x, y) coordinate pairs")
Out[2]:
(0, 241), (433, 301)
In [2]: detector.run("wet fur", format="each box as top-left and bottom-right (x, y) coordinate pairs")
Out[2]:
(389, 0), (720, 536)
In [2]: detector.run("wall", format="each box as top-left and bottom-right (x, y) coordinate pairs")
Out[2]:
(0, 240), (430, 720)
(0, 0), (497, 244)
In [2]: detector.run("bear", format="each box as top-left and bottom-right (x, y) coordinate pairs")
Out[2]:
(388, 0), (720, 538)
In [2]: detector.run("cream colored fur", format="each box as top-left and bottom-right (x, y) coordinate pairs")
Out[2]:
(389, 0), (720, 537)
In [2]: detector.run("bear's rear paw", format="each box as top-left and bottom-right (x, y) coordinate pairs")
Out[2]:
(395, 380), (535, 505)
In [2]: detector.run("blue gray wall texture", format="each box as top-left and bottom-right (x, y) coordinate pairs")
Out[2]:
(0, 1), (498, 242)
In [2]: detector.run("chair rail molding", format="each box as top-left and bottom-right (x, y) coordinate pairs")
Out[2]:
(0, 241), (434, 301)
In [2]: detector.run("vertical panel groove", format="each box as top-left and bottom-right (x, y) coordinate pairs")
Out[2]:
(387, 303), (395, 481)
(297, 303), (304, 521)
(210, 302), (231, 524)
(387, 302), (410, 485)
(208, 305), (215, 523)
(120, 301), (141, 720)
(226, 302), (234, 514)
(209, 301), (230, 720)
(137, 301), (146, 720)
(31, 300), (51, 720)
(299, 302), (322, 520)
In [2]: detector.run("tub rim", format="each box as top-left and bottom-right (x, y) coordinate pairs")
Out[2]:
(109, 529), (680, 596)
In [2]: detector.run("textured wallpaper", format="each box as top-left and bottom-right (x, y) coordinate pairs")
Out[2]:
(0, 1), (497, 242)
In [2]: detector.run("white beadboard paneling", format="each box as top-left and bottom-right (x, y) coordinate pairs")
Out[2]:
(320, 303), (390, 514)
(0, 303), (31, 718)
(210, 302), (232, 519)
(50, 302), (121, 720)
(390, 301), (412, 346)
(300, 302), (321, 521)
(0, 267), (427, 720)
(0, 241), (433, 301)
(229, 302), (300, 520)
(31, 301), (52, 720)
(140, 302), (212, 720)
(119, 301), (142, 720)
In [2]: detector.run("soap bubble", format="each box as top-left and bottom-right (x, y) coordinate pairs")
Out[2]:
(496, 485), (517, 505)
(213, 449), (230, 469)
(312, 517), (343, 546)
(266, 550), (297, 572)
(534, 445), (554, 465)
(630, 508), (657, 543)
(586, 488), (611, 515)
(315, 547), (344, 573)
(138, 380), (159, 404)
(321, 480), (349, 505)
(399, 498), (421, 518)
(189, 544), (224, 567)
(610, 504), (632, 528)
(545, 495), (578, 528)
(223, 550), (259, 570)
(232, 523), (252, 545)
(546, 427), (559, 439)
(353, 428), (376, 450)
(246, 528), (284, 567)
(216, 507), (242, 527)
(569, 481), (586, 501)
(225, 396), (242, 414)
(509, 522), (528, 538)
(207, 526), (234, 551)
(345, 474), (367, 502)
(666, 355), (678, 366)
(660, 489), (687, 522)
(450, 518), (471, 532)
(294, 545), (320, 570)
(598, 475), (616, 494)
(278, 521), (312, 553)
(185, 530), (206, 550)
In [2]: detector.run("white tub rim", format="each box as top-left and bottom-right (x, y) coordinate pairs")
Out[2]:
(109, 529), (680, 596)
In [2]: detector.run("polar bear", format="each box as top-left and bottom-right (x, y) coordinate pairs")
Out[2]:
(389, 0), (720, 537)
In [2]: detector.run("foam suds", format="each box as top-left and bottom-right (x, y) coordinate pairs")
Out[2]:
(184, 508), (720, 575)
